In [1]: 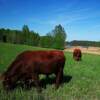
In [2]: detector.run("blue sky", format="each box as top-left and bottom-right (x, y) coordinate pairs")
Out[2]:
(0, 0), (100, 41)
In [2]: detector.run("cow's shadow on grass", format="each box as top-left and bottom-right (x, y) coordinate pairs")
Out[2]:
(63, 75), (72, 83)
(40, 75), (72, 89)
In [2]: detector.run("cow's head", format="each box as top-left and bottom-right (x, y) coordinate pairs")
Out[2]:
(3, 76), (15, 90)
(75, 53), (81, 61)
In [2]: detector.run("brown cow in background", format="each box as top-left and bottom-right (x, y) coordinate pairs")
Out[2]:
(2, 50), (65, 92)
(73, 48), (82, 61)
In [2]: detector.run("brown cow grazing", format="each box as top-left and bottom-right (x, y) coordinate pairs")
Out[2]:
(73, 48), (82, 61)
(2, 50), (65, 92)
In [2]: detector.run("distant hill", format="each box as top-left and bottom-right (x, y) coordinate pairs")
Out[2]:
(66, 40), (100, 47)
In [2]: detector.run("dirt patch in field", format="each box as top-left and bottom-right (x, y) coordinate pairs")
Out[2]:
(64, 46), (100, 55)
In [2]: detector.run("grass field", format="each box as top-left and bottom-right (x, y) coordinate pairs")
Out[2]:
(0, 42), (100, 100)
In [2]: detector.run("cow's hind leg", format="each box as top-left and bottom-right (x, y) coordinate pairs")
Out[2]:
(55, 68), (63, 89)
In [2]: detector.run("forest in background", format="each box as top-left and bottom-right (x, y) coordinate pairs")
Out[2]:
(0, 24), (100, 49)
(0, 24), (66, 50)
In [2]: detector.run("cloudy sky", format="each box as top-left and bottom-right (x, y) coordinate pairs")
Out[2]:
(0, 0), (100, 41)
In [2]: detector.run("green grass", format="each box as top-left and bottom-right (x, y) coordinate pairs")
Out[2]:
(0, 42), (100, 100)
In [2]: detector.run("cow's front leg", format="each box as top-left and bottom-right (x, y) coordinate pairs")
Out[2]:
(32, 74), (42, 92)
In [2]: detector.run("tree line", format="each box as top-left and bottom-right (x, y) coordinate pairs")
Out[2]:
(0, 24), (67, 50)
(66, 40), (100, 47)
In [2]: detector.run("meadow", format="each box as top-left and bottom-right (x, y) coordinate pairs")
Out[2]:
(0, 42), (100, 100)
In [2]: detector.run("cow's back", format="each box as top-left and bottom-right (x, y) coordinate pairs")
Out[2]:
(22, 50), (65, 73)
